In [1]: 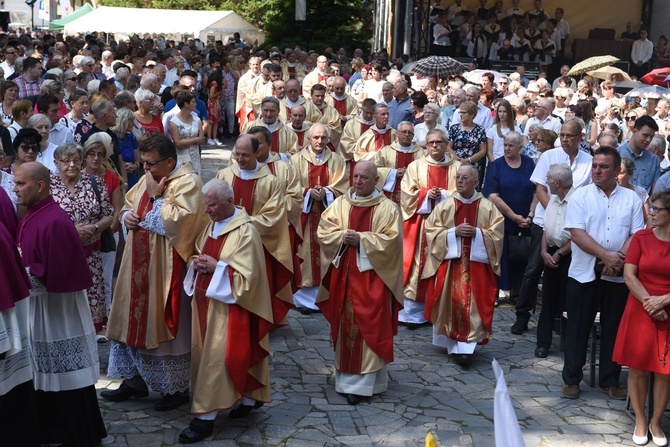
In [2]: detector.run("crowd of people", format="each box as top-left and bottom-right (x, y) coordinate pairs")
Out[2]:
(0, 15), (669, 447)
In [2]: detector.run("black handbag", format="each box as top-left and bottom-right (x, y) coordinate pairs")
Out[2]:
(506, 233), (531, 263)
(89, 174), (116, 253)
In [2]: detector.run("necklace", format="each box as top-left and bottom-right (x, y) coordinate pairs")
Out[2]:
(656, 322), (669, 367)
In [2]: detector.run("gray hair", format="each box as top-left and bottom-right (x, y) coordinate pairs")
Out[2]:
(115, 67), (130, 81)
(54, 142), (83, 162)
(134, 88), (155, 102)
(382, 81), (393, 90)
(503, 131), (523, 147)
(27, 113), (51, 129)
(423, 103), (441, 116)
(202, 178), (233, 202)
(41, 80), (63, 96)
(598, 133), (619, 149)
(466, 86), (481, 97)
(307, 123), (330, 139)
(372, 103), (389, 114)
(87, 79), (101, 95)
(547, 163), (573, 188)
(72, 55), (84, 68)
(83, 132), (113, 158)
(111, 108), (135, 133)
(453, 89), (466, 100)
(565, 117), (585, 134)
(650, 134), (667, 154)
(397, 121), (415, 130)
(621, 157), (636, 176)
(261, 96), (280, 108)
(528, 123), (543, 133)
(91, 100), (114, 120)
(140, 73), (158, 89)
(81, 56), (95, 67)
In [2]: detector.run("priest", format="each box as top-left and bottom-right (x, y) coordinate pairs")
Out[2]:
(338, 98), (376, 183)
(306, 84), (343, 149)
(287, 105), (313, 152)
(178, 179), (274, 443)
(355, 103), (396, 163)
(423, 164), (504, 366)
(316, 161), (403, 405)
(242, 96), (298, 156)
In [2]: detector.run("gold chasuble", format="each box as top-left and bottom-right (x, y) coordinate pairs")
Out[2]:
(190, 209), (273, 413)
(216, 164), (294, 326)
(316, 190), (403, 375)
(400, 155), (460, 302)
(290, 147), (349, 287)
(374, 142), (425, 204)
(355, 126), (397, 163)
(422, 193), (503, 345)
(279, 97), (317, 123)
(306, 104), (343, 148)
(325, 94), (358, 123)
(242, 119), (299, 156)
(108, 164), (208, 349)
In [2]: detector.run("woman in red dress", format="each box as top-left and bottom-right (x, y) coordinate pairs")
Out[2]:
(613, 190), (670, 446)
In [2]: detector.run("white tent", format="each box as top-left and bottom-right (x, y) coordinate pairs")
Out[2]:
(62, 6), (264, 44)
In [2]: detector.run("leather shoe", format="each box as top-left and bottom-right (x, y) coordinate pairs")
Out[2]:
(534, 347), (548, 358)
(296, 306), (319, 315)
(100, 381), (149, 402)
(599, 386), (627, 401)
(154, 392), (190, 411)
(229, 401), (264, 418)
(452, 354), (472, 367)
(510, 320), (528, 335)
(346, 393), (363, 405)
(562, 384), (580, 399)
(179, 418), (214, 444)
(650, 424), (667, 446)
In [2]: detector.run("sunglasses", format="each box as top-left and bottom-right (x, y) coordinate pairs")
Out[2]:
(67, 77), (77, 81)
(625, 116), (637, 121)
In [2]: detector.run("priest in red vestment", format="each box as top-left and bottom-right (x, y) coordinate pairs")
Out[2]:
(339, 98), (376, 185)
(179, 179), (273, 444)
(241, 96), (298, 156)
(290, 124), (349, 313)
(288, 105), (313, 152)
(399, 129), (460, 328)
(307, 84), (343, 149)
(235, 57), (261, 132)
(355, 103), (397, 163)
(280, 79), (317, 123)
(423, 164), (504, 366)
(316, 161), (403, 405)
(216, 134), (294, 327)
(325, 77), (358, 127)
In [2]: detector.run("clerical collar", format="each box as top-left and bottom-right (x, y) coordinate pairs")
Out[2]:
(286, 98), (301, 108)
(333, 94), (347, 101)
(353, 189), (379, 200)
(456, 191), (478, 203)
(212, 208), (240, 236)
(372, 124), (388, 133)
(430, 155), (446, 162)
(264, 119), (279, 132)
(360, 113), (374, 125)
(311, 148), (326, 162)
(239, 161), (260, 179)
(167, 161), (182, 177)
(399, 143), (412, 152)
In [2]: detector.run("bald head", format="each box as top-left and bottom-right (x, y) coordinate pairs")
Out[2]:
(18, 161), (50, 184)
(290, 104), (306, 127)
(352, 160), (379, 197)
(13, 161), (51, 207)
(333, 76), (347, 97)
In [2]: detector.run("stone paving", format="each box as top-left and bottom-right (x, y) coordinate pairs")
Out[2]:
(95, 140), (653, 447)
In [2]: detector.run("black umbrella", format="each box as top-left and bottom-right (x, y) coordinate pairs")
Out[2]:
(412, 56), (464, 78)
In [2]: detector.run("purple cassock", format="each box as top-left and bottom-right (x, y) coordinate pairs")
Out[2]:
(17, 195), (93, 293)
(0, 187), (17, 240)
(0, 221), (30, 312)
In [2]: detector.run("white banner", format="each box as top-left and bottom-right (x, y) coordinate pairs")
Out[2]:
(37, 0), (50, 21)
(295, 0), (305, 21)
(60, 0), (72, 17)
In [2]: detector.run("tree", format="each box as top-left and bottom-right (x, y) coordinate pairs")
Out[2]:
(99, 0), (373, 52)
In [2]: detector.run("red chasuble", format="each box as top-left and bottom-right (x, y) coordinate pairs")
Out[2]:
(384, 151), (417, 204)
(127, 187), (185, 348)
(231, 176), (293, 326)
(193, 235), (272, 394)
(424, 198), (497, 344)
(372, 129), (392, 150)
(348, 123), (373, 184)
(318, 204), (398, 374)
(300, 163), (329, 285)
(402, 164), (449, 302)
(270, 130), (280, 153)
(333, 99), (347, 119)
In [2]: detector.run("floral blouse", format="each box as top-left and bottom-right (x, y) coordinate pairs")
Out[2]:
(448, 123), (487, 166)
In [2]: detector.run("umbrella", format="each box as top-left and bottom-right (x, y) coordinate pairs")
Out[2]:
(400, 61), (418, 74)
(463, 69), (506, 85)
(640, 68), (670, 86)
(568, 55), (619, 76)
(411, 56), (464, 78)
(625, 85), (670, 98)
(587, 65), (632, 82)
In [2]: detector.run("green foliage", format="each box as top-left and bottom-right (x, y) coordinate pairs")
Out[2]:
(98, 0), (373, 52)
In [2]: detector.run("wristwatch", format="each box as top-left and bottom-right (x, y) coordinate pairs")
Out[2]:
(94, 223), (99, 233)
(556, 249), (563, 257)
(150, 195), (160, 203)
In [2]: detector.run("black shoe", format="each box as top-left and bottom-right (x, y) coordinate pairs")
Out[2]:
(179, 418), (214, 444)
(510, 320), (528, 335)
(229, 401), (264, 418)
(534, 347), (548, 358)
(452, 354), (472, 367)
(154, 392), (190, 411)
(346, 393), (363, 405)
(296, 306), (320, 315)
(100, 381), (149, 402)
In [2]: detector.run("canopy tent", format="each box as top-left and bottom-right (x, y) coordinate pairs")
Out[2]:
(49, 3), (94, 31)
(62, 7), (264, 44)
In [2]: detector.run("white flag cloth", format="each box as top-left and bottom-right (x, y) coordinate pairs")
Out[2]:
(493, 358), (526, 447)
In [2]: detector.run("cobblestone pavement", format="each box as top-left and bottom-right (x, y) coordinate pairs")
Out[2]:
(96, 140), (648, 447)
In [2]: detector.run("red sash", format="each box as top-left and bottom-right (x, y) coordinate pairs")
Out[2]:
(194, 235), (228, 343)
(231, 176), (257, 214)
(236, 103), (255, 133)
(294, 129), (306, 147)
(333, 98), (347, 117)
(384, 151), (417, 203)
(317, 74), (326, 84)
(373, 129), (392, 149)
(300, 163), (329, 285)
(270, 130), (280, 153)
(318, 204), (398, 373)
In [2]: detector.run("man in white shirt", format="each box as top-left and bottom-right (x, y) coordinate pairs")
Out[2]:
(511, 119), (592, 335)
(561, 146), (644, 400)
(522, 98), (562, 144)
(0, 44), (19, 78)
(631, 29), (654, 80)
(450, 87), (493, 130)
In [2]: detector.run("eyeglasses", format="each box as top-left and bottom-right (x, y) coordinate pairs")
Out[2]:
(650, 206), (669, 213)
(625, 116), (637, 121)
(559, 133), (580, 139)
(59, 158), (82, 166)
(67, 77), (77, 81)
(427, 140), (446, 145)
(141, 157), (169, 167)
(19, 143), (40, 153)
(87, 152), (105, 159)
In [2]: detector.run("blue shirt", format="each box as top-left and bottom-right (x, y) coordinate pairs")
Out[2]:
(653, 170), (670, 193)
(348, 71), (362, 89)
(618, 142), (661, 193)
(388, 96), (413, 129)
(164, 98), (210, 121)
